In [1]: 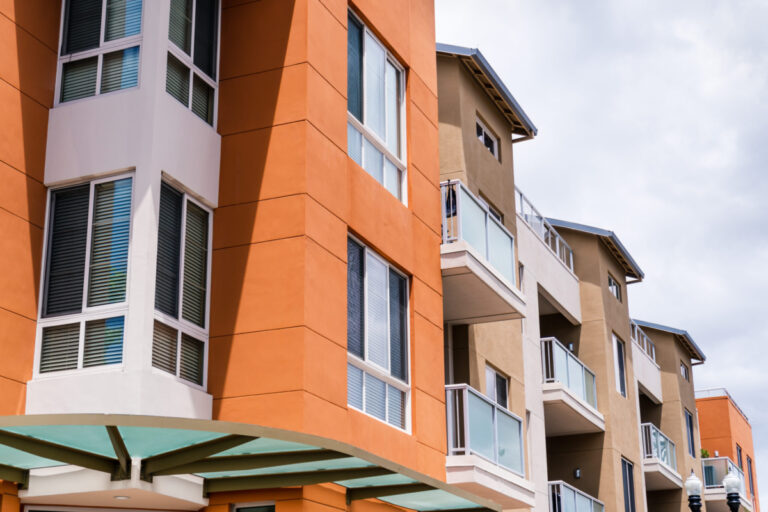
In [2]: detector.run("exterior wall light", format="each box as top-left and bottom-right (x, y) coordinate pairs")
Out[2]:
(723, 469), (742, 512)
(685, 471), (703, 512)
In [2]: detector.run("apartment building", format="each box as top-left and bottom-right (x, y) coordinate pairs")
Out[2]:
(697, 389), (760, 512)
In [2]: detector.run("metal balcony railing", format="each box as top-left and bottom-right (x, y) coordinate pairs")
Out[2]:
(541, 337), (598, 409)
(515, 187), (574, 271)
(703, 457), (747, 496)
(549, 481), (605, 512)
(695, 388), (749, 421)
(441, 180), (517, 286)
(446, 383), (524, 475)
(631, 320), (657, 363)
(641, 423), (677, 471)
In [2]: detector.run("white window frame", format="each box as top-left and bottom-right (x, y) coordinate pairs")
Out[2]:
(684, 408), (695, 457)
(476, 116), (499, 160)
(485, 365), (509, 408)
(33, 172), (136, 379)
(613, 333), (627, 397)
(55, 0), (144, 106)
(151, 178), (213, 391)
(347, 235), (411, 433)
(608, 273), (622, 302)
(233, 503), (275, 512)
(166, 0), (222, 127)
(680, 361), (690, 381)
(347, 10), (408, 205)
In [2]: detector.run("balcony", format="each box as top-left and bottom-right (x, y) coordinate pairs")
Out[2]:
(445, 384), (535, 508)
(515, 187), (574, 271)
(540, 338), (605, 436)
(641, 423), (682, 489)
(548, 481), (605, 512)
(703, 457), (753, 511)
(441, 181), (526, 324)
(630, 320), (662, 403)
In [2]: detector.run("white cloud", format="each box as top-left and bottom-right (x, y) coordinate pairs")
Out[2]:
(437, 0), (768, 499)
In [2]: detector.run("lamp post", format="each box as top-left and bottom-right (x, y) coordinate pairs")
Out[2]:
(685, 471), (703, 512)
(723, 469), (742, 512)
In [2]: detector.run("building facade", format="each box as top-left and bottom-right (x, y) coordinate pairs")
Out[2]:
(0, 2), (758, 512)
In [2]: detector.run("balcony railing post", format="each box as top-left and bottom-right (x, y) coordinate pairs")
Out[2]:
(462, 386), (470, 457)
(455, 182), (462, 243)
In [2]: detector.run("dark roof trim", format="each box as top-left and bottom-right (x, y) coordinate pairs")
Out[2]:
(436, 43), (537, 137)
(633, 319), (706, 362)
(546, 218), (644, 280)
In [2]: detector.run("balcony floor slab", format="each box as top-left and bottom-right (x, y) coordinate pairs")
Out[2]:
(643, 458), (682, 490)
(542, 383), (605, 436)
(446, 455), (536, 509)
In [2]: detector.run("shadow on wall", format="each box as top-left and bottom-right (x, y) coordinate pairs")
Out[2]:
(207, 0), (297, 413)
(0, 1), (61, 414)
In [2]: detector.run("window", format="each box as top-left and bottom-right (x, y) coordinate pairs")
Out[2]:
(685, 409), (695, 457)
(347, 237), (409, 430)
(151, 182), (211, 387)
(58, 0), (142, 103)
(608, 274), (622, 302)
(748, 456), (754, 495)
(737, 444), (743, 469)
(614, 334), (627, 397)
(485, 366), (508, 408)
(347, 11), (406, 202)
(167, 0), (219, 124)
(621, 458), (636, 512)
(38, 176), (133, 374)
(476, 118), (499, 159)
(680, 361), (690, 381)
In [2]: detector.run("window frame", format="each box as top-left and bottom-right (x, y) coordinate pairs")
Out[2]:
(346, 9), (408, 204)
(684, 408), (696, 457)
(737, 444), (743, 469)
(166, 0), (222, 126)
(613, 334), (627, 397)
(55, 0), (144, 106)
(621, 458), (636, 512)
(475, 116), (499, 160)
(151, 178), (213, 390)
(346, 234), (411, 433)
(747, 456), (754, 495)
(680, 361), (690, 381)
(608, 273), (622, 302)
(485, 365), (509, 409)
(34, 172), (136, 378)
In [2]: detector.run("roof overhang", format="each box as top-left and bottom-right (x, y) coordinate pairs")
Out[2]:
(436, 43), (537, 139)
(0, 414), (498, 512)
(633, 319), (706, 363)
(546, 218), (644, 281)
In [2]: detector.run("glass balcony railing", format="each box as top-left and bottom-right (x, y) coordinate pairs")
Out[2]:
(703, 457), (747, 496)
(541, 338), (597, 409)
(515, 187), (574, 271)
(549, 481), (605, 512)
(641, 423), (677, 471)
(446, 384), (524, 475)
(631, 320), (657, 363)
(441, 180), (517, 286)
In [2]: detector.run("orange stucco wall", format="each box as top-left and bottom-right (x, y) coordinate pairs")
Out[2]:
(211, 0), (444, 480)
(0, 0), (60, 415)
(697, 396), (760, 510)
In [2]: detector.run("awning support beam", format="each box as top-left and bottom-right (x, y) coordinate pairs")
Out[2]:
(141, 434), (254, 481)
(106, 426), (131, 480)
(0, 463), (29, 489)
(203, 467), (392, 495)
(346, 483), (433, 503)
(153, 449), (351, 476)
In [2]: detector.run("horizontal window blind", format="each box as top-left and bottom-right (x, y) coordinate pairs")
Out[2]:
(60, 57), (98, 103)
(347, 239), (365, 358)
(180, 333), (204, 385)
(169, 0), (193, 54)
(40, 323), (80, 373)
(88, 178), (132, 307)
(152, 321), (178, 375)
(181, 202), (209, 327)
(347, 14), (363, 121)
(44, 184), (90, 317)
(100, 46), (139, 94)
(62, 0), (102, 55)
(166, 52), (190, 106)
(347, 363), (363, 409)
(83, 316), (124, 367)
(191, 75), (214, 124)
(105, 0), (142, 41)
(155, 183), (183, 317)
(389, 271), (407, 381)
(193, 0), (218, 79)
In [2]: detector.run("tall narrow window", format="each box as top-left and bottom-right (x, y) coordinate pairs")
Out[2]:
(38, 176), (133, 374)
(59, 0), (143, 103)
(485, 366), (509, 408)
(614, 335), (627, 397)
(608, 274), (622, 302)
(167, 0), (219, 124)
(347, 11), (406, 202)
(680, 361), (690, 381)
(347, 237), (409, 429)
(152, 182), (211, 387)
(747, 456), (754, 496)
(737, 444), (743, 469)
(622, 458), (636, 512)
(685, 409), (695, 457)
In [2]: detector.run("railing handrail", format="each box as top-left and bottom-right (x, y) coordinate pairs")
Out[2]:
(540, 337), (598, 380)
(695, 389), (749, 421)
(641, 422), (677, 471)
(514, 186), (574, 271)
(445, 383), (524, 423)
(441, 180), (517, 243)
(630, 320), (657, 363)
(702, 457), (747, 495)
(548, 480), (605, 508)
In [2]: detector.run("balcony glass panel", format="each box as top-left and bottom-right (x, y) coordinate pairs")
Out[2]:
(541, 338), (598, 409)
(641, 423), (677, 471)
(549, 481), (604, 512)
(467, 391), (495, 461)
(703, 457), (747, 495)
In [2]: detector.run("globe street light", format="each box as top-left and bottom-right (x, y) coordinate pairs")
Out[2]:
(723, 468), (742, 512)
(685, 471), (703, 512)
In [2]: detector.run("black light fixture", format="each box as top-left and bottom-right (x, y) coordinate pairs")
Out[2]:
(685, 471), (703, 512)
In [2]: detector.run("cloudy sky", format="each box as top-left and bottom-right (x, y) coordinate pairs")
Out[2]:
(436, 0), (768, 499)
